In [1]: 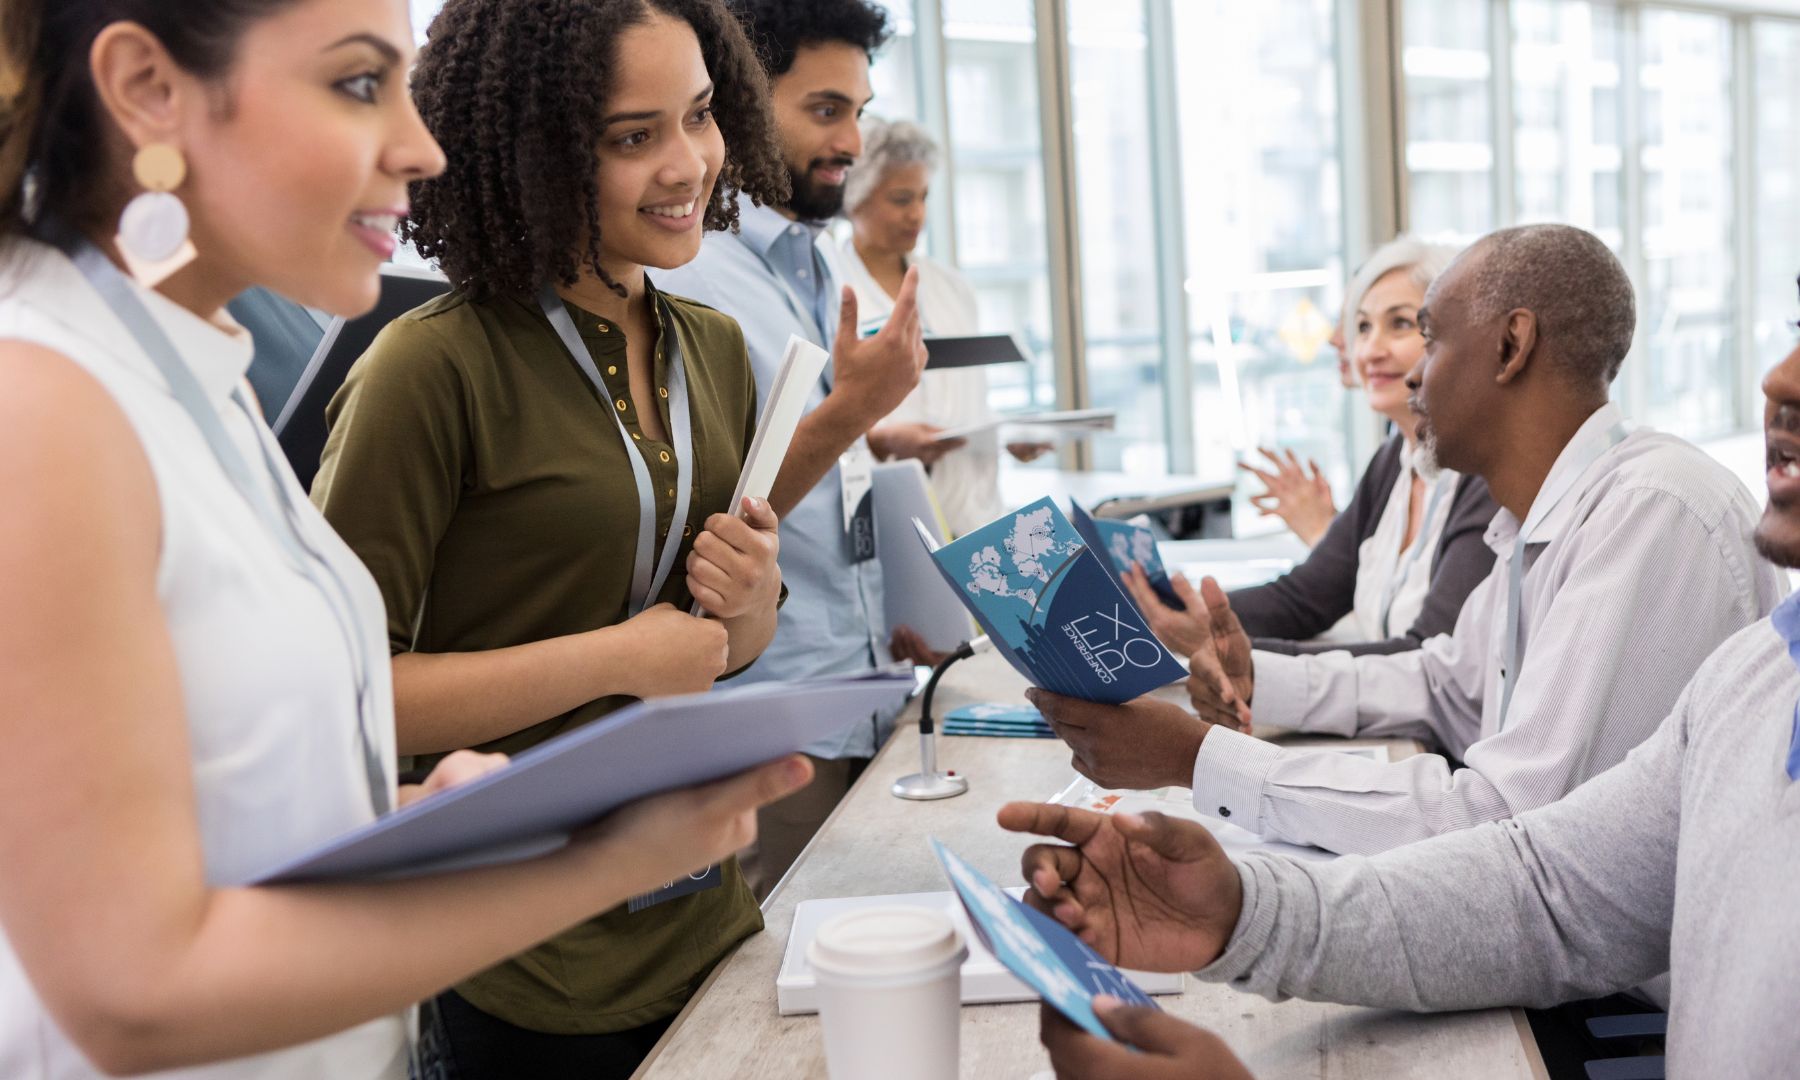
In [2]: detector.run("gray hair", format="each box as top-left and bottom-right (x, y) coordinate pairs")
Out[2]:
(1341, 235), (1461, 334)
(843, 116), (939, 213)
(1457, 224), (1637, 386)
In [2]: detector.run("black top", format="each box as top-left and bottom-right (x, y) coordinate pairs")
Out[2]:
(1230, 435), (1499, 656)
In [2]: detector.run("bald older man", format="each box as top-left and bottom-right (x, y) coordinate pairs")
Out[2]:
(1033, 224), (1787, 856)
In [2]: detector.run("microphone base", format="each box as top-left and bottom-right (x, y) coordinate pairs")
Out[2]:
(891, 771), (969, 801)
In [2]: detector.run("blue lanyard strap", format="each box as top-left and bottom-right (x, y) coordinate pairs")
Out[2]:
(537, 286), (694, 617)
(1496, 421), (1630, 730)
(56, 230), (391, 816)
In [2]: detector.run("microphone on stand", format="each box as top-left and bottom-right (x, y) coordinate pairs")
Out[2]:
(891, 636), (991, 801)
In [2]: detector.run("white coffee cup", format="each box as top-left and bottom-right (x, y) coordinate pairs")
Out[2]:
(807, 906), (968, 1080)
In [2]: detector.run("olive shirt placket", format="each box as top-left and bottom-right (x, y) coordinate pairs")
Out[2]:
(311, 281), (763, 1036)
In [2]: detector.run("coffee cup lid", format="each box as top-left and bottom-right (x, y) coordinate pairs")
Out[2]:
(808, 906), (965, 977)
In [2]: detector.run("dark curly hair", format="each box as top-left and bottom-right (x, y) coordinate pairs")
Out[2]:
(404, 0), (788, 299)
(723, 0), (891, 78)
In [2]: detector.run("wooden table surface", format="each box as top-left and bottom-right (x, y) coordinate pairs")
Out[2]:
(634, 653), (1549, 1079)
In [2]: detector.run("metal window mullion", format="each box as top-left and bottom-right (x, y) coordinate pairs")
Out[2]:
(1730, 13), (1757, 429)
(913, 0), (958, 267)
(1033, 0), (1090, 468)
(1348, 0), (1406, 469)
(1491, 0), (1517, 224)
(1620, 1), (1648, 418)
(1144, 0), (1195, 474)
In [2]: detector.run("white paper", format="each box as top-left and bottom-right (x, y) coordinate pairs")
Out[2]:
(729, 334), (830, 509)
(933, 408), (1117, 443)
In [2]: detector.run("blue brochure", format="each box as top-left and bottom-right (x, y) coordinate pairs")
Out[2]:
(931, 838), (1158, 1041)
(1067, 501), (1185, 612)
(917, 497), (1186, 703)
(942, 703), (1054, 739)
(250, 671), (915, 885)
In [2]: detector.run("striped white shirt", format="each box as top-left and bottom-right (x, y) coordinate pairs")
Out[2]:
(1192, 403), (1787, 854)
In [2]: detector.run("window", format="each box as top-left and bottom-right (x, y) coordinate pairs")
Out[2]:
(1171, 0), (1349, 485)
(941, 0), (1058, 413)
(1755, 19), (1800, 374)
(1403, 0), (1496, 239)
(1510, 0), (1624, 244)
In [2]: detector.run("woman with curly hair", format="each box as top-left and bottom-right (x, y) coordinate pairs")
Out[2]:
(308, 0), (791, 1075)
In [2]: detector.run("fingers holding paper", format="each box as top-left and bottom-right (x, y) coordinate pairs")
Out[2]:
(1040, 999), (1254, 1080)
(996, 801), (1242, 974)
(1121, 564), (1206, 656)
(687, 496), (781, 620)
(1027, 689), (1209, 792)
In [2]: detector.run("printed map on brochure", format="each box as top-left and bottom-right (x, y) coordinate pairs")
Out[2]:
(930, 838), (1158, 1042)
(1067, 502), (1185, 611)
(916, 497), (1187, 704)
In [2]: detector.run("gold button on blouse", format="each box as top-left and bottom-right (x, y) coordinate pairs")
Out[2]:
(658, 387), (669, 399)
(632, 432), (642, 440)
(659, 450), (671, 463)
(597, 323), (610, 333)
(607, 365), (618, 376)
(615, 398), (628, 412)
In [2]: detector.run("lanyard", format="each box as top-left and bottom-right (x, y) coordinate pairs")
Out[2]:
(1496, 420), (1630, 730)
(1377, 471), (1452, 638)
(56, 230), (391, 816)
(537, 286), (694, 616)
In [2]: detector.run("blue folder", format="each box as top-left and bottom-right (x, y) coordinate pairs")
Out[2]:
(250, 671), (915, 885)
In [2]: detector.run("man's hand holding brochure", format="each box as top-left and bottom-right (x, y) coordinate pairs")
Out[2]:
(913, 496), (1186, 704)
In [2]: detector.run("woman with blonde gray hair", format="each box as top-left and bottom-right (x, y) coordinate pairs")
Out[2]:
(840, 116), (1049, 545)
(1124, 236), (1500, 659)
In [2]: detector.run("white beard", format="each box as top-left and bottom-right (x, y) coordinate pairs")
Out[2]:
(1413, 432), (1444, 481)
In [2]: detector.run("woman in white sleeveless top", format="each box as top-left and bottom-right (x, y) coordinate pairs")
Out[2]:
(0, 3), (812, 1078)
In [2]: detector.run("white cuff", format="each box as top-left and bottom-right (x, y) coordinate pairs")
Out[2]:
(1191, 725), (1284, 837)
(1248, 649), (1311, 729)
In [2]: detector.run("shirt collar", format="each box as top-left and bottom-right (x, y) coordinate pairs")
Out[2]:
(1484, 401), (1627, 552)
(734, 192), (822, 258)
(17, 239), (254, 404)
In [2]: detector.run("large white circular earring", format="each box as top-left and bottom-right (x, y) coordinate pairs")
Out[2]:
(115, 143), (196, 286)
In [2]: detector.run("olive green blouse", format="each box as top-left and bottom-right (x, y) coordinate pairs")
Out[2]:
(311, 279), (762, 1035)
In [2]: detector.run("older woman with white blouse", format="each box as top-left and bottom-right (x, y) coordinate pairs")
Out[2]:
(841, 117), (1047, 539)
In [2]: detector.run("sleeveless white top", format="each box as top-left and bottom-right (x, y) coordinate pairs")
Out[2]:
(0, 241), (406, 1079)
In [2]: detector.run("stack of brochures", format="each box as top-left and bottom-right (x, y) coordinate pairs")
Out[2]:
(940, 703), (1054, 739)
(914, 496), (1187, 704)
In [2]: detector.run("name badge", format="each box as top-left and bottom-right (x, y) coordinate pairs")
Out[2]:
(840, 438), (877, 563)
(628, 863), (724, 913)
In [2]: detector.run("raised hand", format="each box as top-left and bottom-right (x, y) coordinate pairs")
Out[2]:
(829, 268), (929, 427)
(997, 802), (1242, 974)
(1184, 577), (1253, 732)
(1239, 447), (1335, 547)
(1028, 689), (1209, 792)
(1040, 997), (1255, 1079)
(686, 496), (781, 620)
(1120, 563), (1207, 656)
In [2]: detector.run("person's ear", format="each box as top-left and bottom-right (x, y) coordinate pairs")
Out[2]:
(1495, 308), (1538, 386)
(88, 22), (198, 154)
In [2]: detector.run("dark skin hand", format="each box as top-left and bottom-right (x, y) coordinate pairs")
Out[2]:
(997, 801), (1242, 973)
(1181, 577), (1255, 731)
(1027, 688), (1216, 792)
(1040, 998), (1256, 1080)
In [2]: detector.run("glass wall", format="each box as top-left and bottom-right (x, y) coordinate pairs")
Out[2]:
(1172, 0), (1349, 484)
(1403, 0), (1796, 444)
(1403, 0), (1495, 239)
(1754, 19), (1800, 375)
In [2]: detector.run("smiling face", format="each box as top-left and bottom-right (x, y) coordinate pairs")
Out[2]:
(1353, 268), (1428, 431)
(171, 0), (445, 316)
(847, 159), (929, 258)
(768, 41), (872, 221)
(1754, 279), (1800, 568)
(591, 12), (725, 278)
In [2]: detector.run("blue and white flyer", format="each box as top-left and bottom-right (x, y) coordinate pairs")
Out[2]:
(916, 497), (1186, 703)
(1067, 502), (1186, 612)
(930, 838), (1159, 1041)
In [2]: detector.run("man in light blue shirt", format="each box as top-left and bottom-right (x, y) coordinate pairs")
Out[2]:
(654, 0), (930, 896)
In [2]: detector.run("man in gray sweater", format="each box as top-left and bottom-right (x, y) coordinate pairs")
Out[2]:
(998, 318), (1800, 1077)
